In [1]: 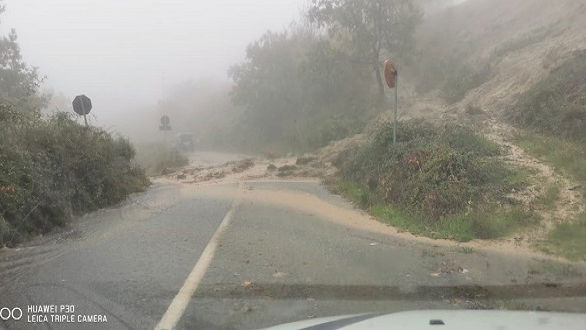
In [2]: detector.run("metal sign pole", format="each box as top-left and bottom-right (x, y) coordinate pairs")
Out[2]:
(80, 101), (88, 127)
(383, 58), (398, 145)
(393, 74), (398, 145)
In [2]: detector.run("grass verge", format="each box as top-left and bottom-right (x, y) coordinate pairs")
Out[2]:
(331, 179), (537, 242)
(537, 213), (586, 261)
(513, 132), (586, 196)
(513, 132), (586, 260)
(534, 183), (561, 209)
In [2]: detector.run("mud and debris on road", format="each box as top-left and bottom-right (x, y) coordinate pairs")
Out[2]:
(159, 134), (365, 186)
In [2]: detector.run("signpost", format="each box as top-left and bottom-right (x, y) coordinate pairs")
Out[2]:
(159, 115), (172, 143)
(384, 59), (398, 144)
(72, 95), (92, 127)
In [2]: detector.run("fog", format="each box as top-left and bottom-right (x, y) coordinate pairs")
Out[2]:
(0, 0), (472, 145)
(0, 0), (303, 132)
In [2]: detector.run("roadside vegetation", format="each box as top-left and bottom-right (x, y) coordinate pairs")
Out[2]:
(513, 132), (586, 197)
(511, 51), (586, 142)
(539, 213), (586, 261)
(0, 109), (149, 246)
(330, 121), (536, 241)
(135, 143), (189, 176)
(0, 7), (149, 247)
(506, 51), (586, 259)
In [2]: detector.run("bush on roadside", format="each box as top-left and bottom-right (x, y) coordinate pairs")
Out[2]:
(0, 106), (150, 246)
(335, 120), (533, 241)
(511, 51), (586, 141)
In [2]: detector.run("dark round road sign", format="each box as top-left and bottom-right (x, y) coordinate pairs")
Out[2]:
(72, 95), (92, 115)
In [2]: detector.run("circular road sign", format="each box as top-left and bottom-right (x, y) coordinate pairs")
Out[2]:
(72, 95), (92, 115)
(384, 59), (398, 88)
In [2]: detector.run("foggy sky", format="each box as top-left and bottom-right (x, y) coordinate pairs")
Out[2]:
(1, 0), (303, 126)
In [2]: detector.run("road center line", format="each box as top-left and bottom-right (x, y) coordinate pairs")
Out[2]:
(155, 198), (241, 330)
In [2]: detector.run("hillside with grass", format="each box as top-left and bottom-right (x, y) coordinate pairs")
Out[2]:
(349, 0), (586, 259)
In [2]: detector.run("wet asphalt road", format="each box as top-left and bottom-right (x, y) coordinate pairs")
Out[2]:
(1, 167), (586, 329)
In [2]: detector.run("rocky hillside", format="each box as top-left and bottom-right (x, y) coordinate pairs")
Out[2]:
(414, 0), (586, 118)
(320, 0), (586, 259)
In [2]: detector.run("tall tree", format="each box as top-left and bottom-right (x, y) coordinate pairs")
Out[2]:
(229, 25), (375, 151)
(0, 1), (46, 114)
(308, 0), (422, 102)
(229, 29), (310, 148)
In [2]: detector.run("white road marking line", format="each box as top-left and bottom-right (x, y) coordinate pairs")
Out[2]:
(155, 198), (241, 330)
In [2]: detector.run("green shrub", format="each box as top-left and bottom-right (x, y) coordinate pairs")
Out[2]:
(335, 120), (531, 240)
(467, 207), (537, 239)
(0, 107), (149, 246)
(544, 213), (586, 261)
(511, 51), (586, 141)
(514, 131), (586, 198)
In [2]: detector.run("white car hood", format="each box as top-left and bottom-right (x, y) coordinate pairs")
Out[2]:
(262, 310), (586, 330)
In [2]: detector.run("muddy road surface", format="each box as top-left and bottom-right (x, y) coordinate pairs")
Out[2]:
(1, 153), (586, 330)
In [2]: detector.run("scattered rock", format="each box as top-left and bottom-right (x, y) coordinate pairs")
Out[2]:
(296, 155), (317, 165)
(240, 304), (254, 313)
(458, 267), (469, 274)
(204, 170), (225, 180)
(231, 159), (255, 173)
(267, 164), (277, 171)
(278, 164), (297, 172)
(176, 173), (186, 179)
(272, 271), (287, 279)
(435, 260), (464, 275)
(277, 164), (298, 177)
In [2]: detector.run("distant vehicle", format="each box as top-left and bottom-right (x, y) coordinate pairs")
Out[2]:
(177, 132), (195, 152)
